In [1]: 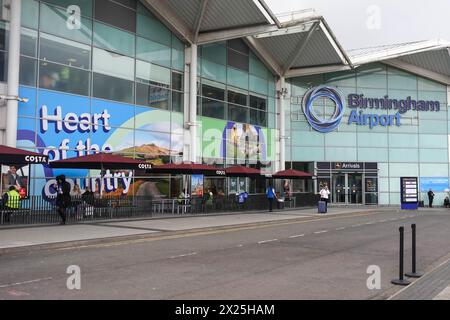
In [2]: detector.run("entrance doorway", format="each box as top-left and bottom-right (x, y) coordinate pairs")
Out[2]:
(332, 173), (363, 204)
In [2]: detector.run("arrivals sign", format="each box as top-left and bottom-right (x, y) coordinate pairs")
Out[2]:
(301, 86), (440, 133)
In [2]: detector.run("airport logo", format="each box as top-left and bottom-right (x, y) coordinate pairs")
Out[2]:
(302, 86), (345, 133)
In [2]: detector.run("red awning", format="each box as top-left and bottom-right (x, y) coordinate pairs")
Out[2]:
(225, 166), (262, 177)
(149, 162), (225, 176)
(272, 169), (313, 179)
(0, 145), (48, 165)
(50, 153), (152, 170)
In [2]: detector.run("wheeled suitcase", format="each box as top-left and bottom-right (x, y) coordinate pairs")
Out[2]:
(318, 201), (326, 214)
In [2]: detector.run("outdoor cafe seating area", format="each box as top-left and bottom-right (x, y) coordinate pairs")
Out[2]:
(0, 146), (317, 225)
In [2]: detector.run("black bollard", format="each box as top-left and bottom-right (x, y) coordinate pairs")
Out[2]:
(405, 224), (423, 278)
(391, 226), (411, 286)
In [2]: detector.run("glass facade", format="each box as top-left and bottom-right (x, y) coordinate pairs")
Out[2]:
(2, 1), (447, 204)
(0, 0), (277, 198)
(287, 63), (450, 205)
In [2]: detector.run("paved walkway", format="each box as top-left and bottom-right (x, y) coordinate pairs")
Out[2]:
(389, 256), (450, 300)
(0, 206), (387, 253)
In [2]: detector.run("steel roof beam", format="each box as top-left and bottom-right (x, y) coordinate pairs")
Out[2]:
(282, 21), (319, 75)
(193, 0), (209, 43)
(383, 58), (450, 85)
(197, 24), (279, 45)
(285, 64), (352, 78)
(244, 36), (283, 77)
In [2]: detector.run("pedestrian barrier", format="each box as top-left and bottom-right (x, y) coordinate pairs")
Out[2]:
(391, 223), (423, 286)
(391, 226), (411, 286)
(0, 193), (319, 226)
(405, 224), (423, 278)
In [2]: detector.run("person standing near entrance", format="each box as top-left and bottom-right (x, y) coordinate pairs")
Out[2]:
(320, 184), (330, 213)
(428, 188), (435, 208)
(266, 183), (276, 212)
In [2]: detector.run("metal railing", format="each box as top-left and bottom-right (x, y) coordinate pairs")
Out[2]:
(0, 193), (320, 226)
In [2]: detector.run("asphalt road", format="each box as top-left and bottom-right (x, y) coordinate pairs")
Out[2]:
(1, 209), (450, 300)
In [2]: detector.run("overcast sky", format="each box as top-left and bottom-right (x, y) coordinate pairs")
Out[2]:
(265, 0), (450, 50)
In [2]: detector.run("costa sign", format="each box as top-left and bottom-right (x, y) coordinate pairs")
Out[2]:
(24, 155), (48, 164)
(138, 163), (152, 169)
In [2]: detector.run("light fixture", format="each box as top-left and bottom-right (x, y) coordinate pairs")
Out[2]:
(0, 95), (29, 103)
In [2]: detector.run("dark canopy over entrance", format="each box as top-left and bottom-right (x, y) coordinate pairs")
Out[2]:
(225, 166), (262, 177)
(272, 169), (313, 179)
(148, 162), (225, 176)
(50, 153), (151, 170)
(0, 145), (48, 165)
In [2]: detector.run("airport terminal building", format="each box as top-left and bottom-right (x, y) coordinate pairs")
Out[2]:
(1, 0), (450, 206)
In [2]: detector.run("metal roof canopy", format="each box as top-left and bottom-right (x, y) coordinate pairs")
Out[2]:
(349, 39), (450, 85)
(140, 0), (350, 78)
(245, 17), (352, 78)
(141, 0), (281, 44)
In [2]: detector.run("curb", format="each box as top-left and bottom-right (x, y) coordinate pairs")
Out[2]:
(0, 209), (383, 256)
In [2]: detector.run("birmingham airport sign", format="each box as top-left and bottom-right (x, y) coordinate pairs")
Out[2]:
(302, 86), (441, 133)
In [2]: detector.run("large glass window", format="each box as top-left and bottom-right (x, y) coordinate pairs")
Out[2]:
(171, 72), (183, 91)
(137, 10), (171, 46)
(229, 104), (249, 123)
(40, 33), (91, 69)
(21, 28), (38, 57)
(228, 90), (247, 106)
(202, 84), (225, 101)
(250, 109), (267, 127)
(93, 73), (134, 104)
(93, 21), (135, 57)
(39, 61), (90, 96)
(0, 50), (5, 82)
(136, 37), (171, 67)
(40, 3), (93, 45)
(21, 0), (39, 30)
(172, 91), (183, 113)
(228, 39), (249, 55)
(42, 0), (93, 18)
(202, 98), (225, 119)
(227, 49), (249, 71)
(1, 24), (38, 57)
(136, 82), (169, 110)
(111, 0), (137, 9)
(250, 95), (267, 111)
(93, 48), (134, 80)
(20, 56), (37, 87)
(136, 60), (170, 87)
(0, 22), (5, 51)
(94, 0), (136, 33)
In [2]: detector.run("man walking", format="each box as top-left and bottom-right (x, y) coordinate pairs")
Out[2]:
(55, 175), (71, 225)
(266, 183), (276, 212)
(427, 188), (435, 208)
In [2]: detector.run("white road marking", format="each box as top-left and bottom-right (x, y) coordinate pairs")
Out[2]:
(0, 277), (53, 289)
(288, 234), (305, 238)
(169, 252), (197, 259)
(365, 222), (374, 225)
(314, 230), (328, 234)
(335, 227), (346, 231)
(258, 239), (278, 244)
(236, 244), (243, 248)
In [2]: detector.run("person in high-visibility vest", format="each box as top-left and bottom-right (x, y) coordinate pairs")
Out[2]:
(2, 186), (21, 223)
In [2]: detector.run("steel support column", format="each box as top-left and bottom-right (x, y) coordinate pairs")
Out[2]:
(6, 0), (21, 147)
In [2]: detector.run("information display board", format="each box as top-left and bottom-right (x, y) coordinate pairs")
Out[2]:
(400, 177), (418, 210)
